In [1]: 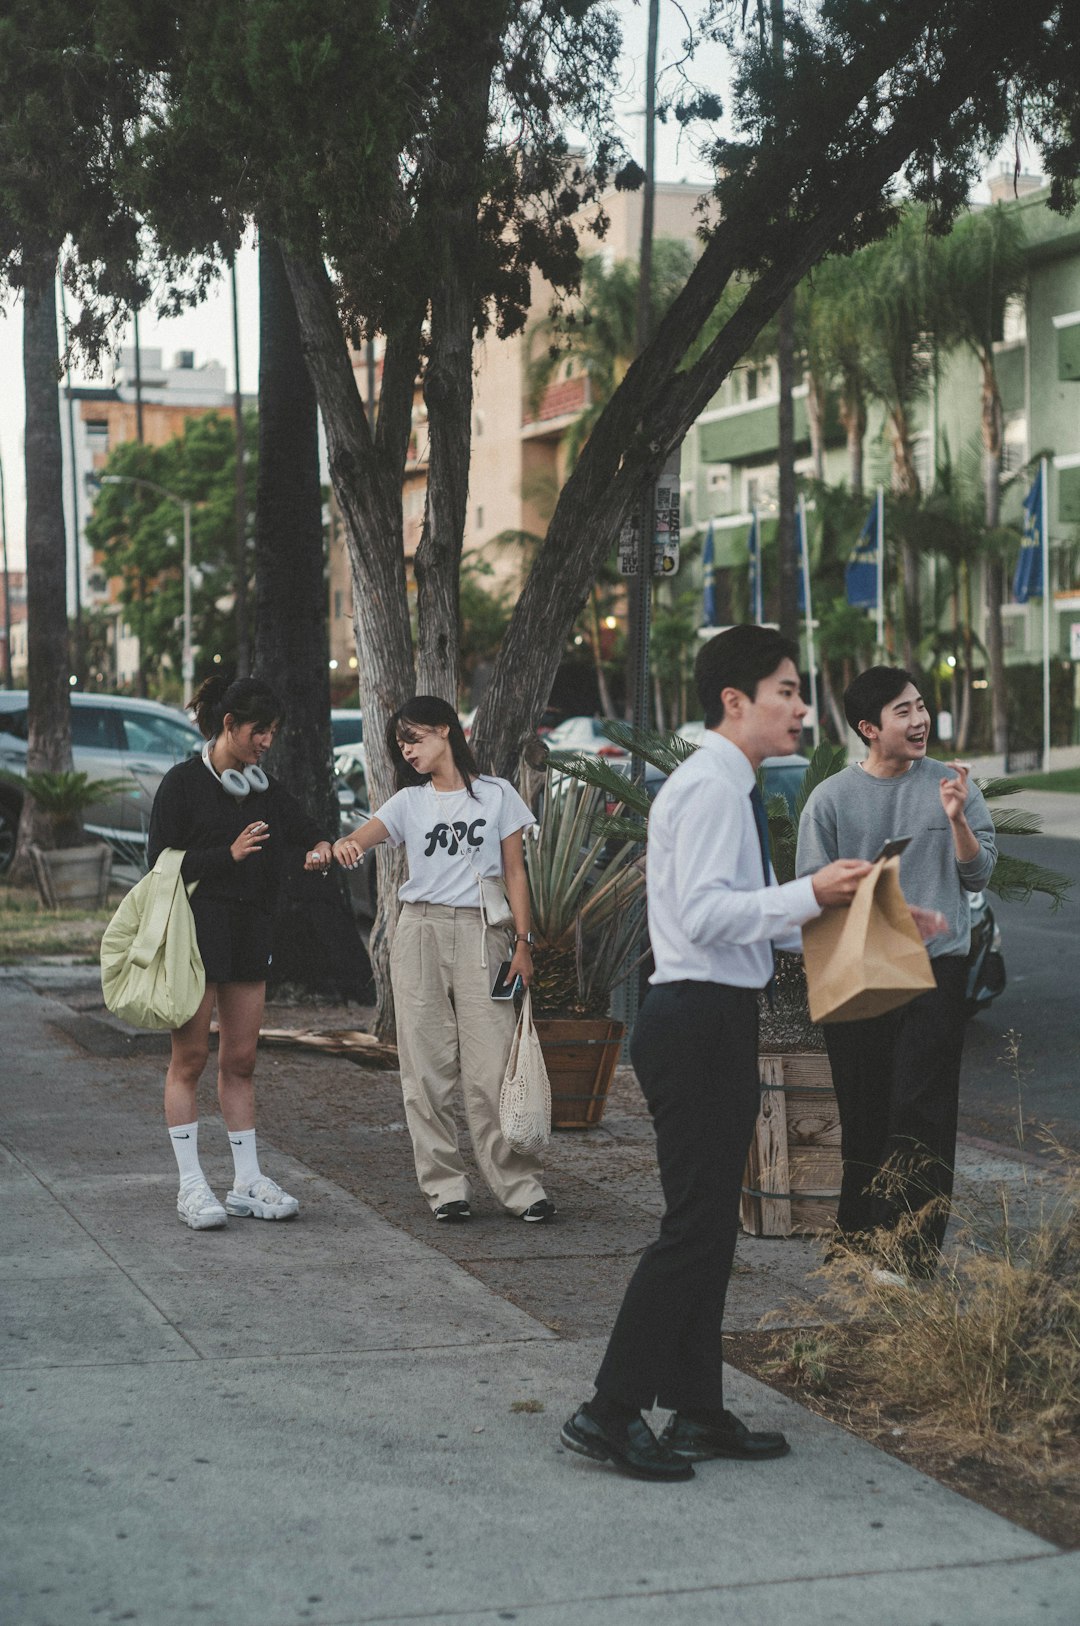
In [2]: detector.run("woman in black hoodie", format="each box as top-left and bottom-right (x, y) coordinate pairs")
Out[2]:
(148, 673), (333, 1230)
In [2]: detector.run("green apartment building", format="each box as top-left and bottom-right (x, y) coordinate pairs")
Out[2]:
(679, 182), (1080, 742)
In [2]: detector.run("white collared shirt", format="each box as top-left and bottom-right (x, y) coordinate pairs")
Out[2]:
(646, 730), (822, 988)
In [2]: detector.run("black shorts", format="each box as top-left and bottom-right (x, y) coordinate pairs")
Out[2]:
(190, 897), (274, 984)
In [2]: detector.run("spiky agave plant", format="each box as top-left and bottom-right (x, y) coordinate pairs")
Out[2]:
(524, 769), (646, 1019)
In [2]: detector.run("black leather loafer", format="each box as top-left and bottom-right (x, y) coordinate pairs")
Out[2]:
(560, 1406), (694, 1481)
(660, 1410), (790, 1462)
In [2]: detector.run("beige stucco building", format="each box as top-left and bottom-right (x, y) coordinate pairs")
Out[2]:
(327, 183), (704, 684)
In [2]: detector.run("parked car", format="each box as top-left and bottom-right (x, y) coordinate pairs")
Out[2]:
(543, 715), (630, 759)
(0, 691), (203, 874)
(331, 709), (364, 752)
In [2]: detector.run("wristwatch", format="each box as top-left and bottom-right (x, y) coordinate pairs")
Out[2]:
(515, 932), (536, 945)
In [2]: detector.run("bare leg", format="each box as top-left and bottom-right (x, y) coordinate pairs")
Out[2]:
(214, 981), (266, 1132)
(165, 983), (217, 1127)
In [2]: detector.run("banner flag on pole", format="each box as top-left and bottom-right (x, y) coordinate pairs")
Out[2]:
(702, 522), (717, 627)
(845, 494), (879, 610)
(1013, 466), (1044, 603)
(747, 510), (762, 624)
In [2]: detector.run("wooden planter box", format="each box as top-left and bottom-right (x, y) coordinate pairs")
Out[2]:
(740, 1050), (842, 1237)
(535, 1017), (625, 1129)
(28, 843), (112, 910)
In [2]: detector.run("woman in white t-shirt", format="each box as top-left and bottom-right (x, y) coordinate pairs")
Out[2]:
(333, 696), (555, 1224)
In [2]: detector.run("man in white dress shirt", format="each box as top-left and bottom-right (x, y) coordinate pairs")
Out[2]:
(560, 625), (872, 1481)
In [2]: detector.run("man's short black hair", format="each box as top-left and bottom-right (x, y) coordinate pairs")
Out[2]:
(843, 666), (918, 742)
(695, 625), (800, 727)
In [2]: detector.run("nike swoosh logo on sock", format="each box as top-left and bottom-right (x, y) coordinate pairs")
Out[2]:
(171, 1133), (191, 1140)
(230, 1138), (243, 1146)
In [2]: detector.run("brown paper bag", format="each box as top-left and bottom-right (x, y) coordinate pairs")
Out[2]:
(801, 855), (936, 1024)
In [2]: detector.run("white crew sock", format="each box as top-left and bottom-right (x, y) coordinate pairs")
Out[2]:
(168, 1122), (206, 1190)
(227, 1128), (261, 1191)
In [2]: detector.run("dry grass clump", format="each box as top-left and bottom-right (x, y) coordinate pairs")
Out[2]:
(817, 1182), (1080, 1471)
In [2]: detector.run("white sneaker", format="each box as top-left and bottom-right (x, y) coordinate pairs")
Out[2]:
(225, 1174), (299, 1221)
(177, 1180), (227, 1230)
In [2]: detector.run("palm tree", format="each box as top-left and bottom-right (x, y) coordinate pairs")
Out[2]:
(934, 205), (1028, 755)
(802, 256), (876, 496)
(526, 239), (695, 471)
(858, 210), (936, 667)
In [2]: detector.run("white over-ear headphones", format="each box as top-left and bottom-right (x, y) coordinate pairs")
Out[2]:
(202, 740), (269, 799)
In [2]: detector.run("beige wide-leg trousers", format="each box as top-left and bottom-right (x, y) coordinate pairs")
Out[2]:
(391, 902), (547, 1214)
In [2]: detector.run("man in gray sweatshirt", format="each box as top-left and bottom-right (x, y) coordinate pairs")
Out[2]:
(796, 667), (996, 1278)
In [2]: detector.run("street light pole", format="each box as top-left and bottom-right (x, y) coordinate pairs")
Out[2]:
(181, 497), (193, 706)
(99, 474), (194, 704)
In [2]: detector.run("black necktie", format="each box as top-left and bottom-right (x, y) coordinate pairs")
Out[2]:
(749, 783), (778, 1002)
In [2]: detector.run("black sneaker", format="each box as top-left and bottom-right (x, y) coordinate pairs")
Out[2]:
(521, 1198), (557, 1223)
(434, 1199), (472, 1222)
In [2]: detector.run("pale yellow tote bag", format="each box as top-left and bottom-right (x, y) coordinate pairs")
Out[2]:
(100, 848), (205, 1030)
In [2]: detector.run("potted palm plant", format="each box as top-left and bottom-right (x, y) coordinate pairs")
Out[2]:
(524, 768), (646, 1128)
(3, 770), (125, 909)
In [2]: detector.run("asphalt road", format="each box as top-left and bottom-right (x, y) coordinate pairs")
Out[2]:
(960, 834), (1080, 1156)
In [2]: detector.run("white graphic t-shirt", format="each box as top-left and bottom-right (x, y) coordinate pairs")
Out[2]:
(377, 775), (535, 907)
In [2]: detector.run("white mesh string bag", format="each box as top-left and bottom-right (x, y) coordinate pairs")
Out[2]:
(499, 988), (552, 1154)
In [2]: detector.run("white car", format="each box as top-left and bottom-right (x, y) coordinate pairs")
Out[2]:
(542, 715), (629, 759)
(0, 691), (202, 872)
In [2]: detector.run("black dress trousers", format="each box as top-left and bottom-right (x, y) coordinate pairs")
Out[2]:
(823, 954), (968, 1269)
(595, 979), (761, 1414)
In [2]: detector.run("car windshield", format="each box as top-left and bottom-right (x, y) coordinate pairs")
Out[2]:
(121, 712), (201, 758)
(332, 714), (364, 747)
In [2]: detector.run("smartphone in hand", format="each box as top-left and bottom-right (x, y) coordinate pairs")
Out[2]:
(491, 961), (523, 1000)
(874, 836), (912, 863)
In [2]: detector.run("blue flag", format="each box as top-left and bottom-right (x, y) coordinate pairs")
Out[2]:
(702, 522), (717, 627)
(747, 511), (762, 623)
(1013, 468), (1043, 603)
(845, 495), (879, 610)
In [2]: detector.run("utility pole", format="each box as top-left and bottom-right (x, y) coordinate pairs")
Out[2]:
(626, 0), (660, 773)
(58, 275), (83, 687)
(0, 446), (12, 688)
(771, 0), (799, 644)
(131, 305), (147, 696)
(231, 258), (249, 677)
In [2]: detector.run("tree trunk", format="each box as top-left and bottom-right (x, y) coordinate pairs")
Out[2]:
(819, 657), (847, 743)
(254, 233), (371, 1002)
(805, 368), (827, 483)
(980, 352), (1008, 754)
(282, 248), (416, 1038)
(888, 405), (921, 668)
(12, 254), (74, 876)
(776, 293), (799, 642)
(840, 380), (866, 496)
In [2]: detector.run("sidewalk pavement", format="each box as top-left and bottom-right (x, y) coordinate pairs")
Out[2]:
(2, 972), (1078, 1626)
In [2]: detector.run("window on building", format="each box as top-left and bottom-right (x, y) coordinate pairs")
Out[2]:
(475, 505), (484, 529)
(85, 420), (110, 455)
(1002, 296), (1027, 346)
(745, 369), (759, 402)
(1002, 415), (1028, 477)
(1054, 313), (1080, 381)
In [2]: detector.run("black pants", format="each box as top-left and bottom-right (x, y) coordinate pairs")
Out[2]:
(595, 981), (761, 1414)
(824, 955), (968, 1273)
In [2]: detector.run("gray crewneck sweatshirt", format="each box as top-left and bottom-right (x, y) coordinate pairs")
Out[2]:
(795, 758), (997, 959)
